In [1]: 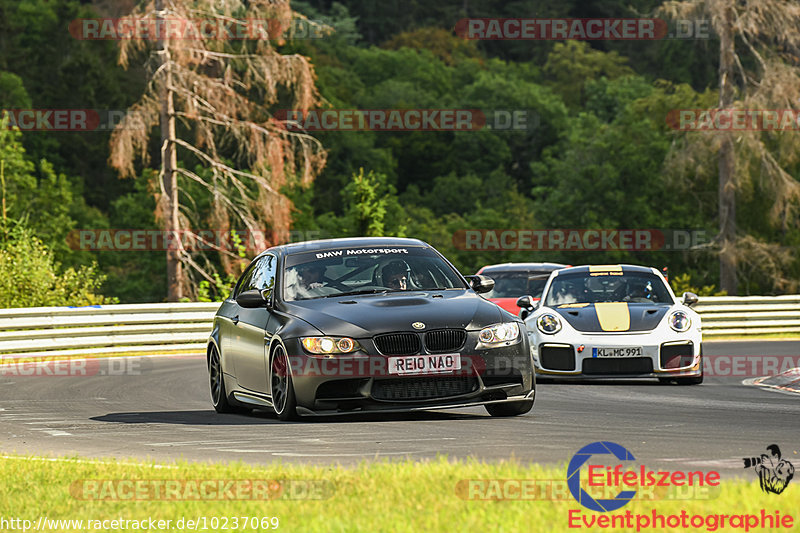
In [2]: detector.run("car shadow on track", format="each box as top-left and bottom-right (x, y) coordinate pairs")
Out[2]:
(91, 409), (487, 426)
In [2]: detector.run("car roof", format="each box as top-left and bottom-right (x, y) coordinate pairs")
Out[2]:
(258, 237), (429, 258)
(479, 262), (569, 273)
(552, 264), (658, 276)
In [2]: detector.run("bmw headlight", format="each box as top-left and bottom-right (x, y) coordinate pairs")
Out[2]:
(301, 337), (360, 355)
(478, 323), (520, 345)
(536, 313), (562, 335)
(669, 310), (691, 332)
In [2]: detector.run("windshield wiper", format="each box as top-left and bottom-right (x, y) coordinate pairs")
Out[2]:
(322, 289), (398, 298)
(319, 287), (457, 299)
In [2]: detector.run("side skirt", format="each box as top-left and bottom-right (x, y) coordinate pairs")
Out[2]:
(233, 391), (274, 409)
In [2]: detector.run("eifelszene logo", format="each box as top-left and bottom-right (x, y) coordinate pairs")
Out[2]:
(568, 441), (637, 512)
(567, 441), (720, 512)
(743, 444), (795, 494)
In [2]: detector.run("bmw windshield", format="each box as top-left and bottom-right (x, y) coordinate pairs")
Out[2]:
(283, 246), (467, 301)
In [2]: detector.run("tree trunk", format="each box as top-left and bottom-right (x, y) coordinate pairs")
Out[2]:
(157, 0), (183, 301)
(718, 4), (737, 295)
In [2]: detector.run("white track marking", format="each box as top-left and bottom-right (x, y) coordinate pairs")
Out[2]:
(25, 420), (81, 425)
(147, 439), (240, 447)
(271, 451), (416, 457)
(29, 428), (72, 436)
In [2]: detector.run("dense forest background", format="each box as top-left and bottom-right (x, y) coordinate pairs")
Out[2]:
(1, 0), (798, 304)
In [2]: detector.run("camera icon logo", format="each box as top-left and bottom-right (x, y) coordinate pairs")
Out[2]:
(743, 444), (794, 495)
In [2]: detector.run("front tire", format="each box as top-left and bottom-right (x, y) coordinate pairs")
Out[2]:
(659, 351), (704, 385)
(676, 356), (704, 385)
(485, 399), (534, 417)
(270, 345), (298, 421)
(209, 345), (241, 413)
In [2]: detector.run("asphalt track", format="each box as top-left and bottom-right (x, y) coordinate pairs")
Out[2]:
(1, 340), (798, 472)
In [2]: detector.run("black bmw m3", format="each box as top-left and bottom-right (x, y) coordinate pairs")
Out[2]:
(207, 237), (535, 420)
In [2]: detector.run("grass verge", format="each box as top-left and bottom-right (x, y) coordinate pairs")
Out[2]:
(1, 455), (798, 532)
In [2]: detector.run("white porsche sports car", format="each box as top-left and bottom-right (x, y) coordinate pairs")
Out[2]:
(517, 265), (703, 384)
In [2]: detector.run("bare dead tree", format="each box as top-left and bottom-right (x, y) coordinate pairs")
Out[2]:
(110, 0), (327, 300)
(660, 0), (800, 294)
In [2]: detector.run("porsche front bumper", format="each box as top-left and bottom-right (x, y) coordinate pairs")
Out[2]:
(531, 329), (703, 379)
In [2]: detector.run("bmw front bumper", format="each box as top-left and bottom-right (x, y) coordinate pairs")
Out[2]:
(282, 333), (535, 414)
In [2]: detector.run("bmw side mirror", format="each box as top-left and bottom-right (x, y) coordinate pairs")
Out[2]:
(236, 289), (269, 308)
(682, 291), (698, 307)
(465, 274), (494, 294)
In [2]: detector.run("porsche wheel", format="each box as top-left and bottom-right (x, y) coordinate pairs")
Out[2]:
(677, 355), (704, 385)
(270, 345), (298, 421)
(659, 353), (704, 385)
(485, 399), (534, 417)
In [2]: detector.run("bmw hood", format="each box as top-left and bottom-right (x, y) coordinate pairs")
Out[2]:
(282, 291), (505, 337)
(550, 302), (671, 333)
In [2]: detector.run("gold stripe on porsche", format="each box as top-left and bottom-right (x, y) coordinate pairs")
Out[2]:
(589, 265), (623, 276)
(595, 302), (630, 332)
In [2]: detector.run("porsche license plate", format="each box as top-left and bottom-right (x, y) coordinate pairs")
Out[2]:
(388, 354), (461, 375)
(592, 347), (643, 358)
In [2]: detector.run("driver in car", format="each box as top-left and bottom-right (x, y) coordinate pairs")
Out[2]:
(551, 281), (581, 305)
(382, 260), (410, 290)
(626, 280), (652, 302)
(298, 263), (327, 291)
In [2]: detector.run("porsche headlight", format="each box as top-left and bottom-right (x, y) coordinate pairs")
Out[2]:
(479, 323), (520, 345)
(301, 336), (360, 355)
(536, 313), (562, 335)
(669, 311), (691, 333)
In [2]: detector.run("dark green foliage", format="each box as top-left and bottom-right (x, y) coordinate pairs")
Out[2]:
(0, 0), (797, 301)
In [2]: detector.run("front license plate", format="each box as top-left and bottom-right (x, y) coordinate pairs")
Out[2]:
(592, 347), (643, 358)
(388, 354), (461, 375)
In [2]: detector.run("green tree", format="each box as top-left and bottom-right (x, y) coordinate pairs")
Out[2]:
(660, 0), (800, 294)
(110, 0), (327, 301)
(0, 72), (31, 108)
(0, 118), (84, 257)
(531, 76), (714, 273)
(0, 0), (143, 210)
(0, 221), (114, 308)
(345, 168), (387, 236)
(542, 41), (634, 109)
